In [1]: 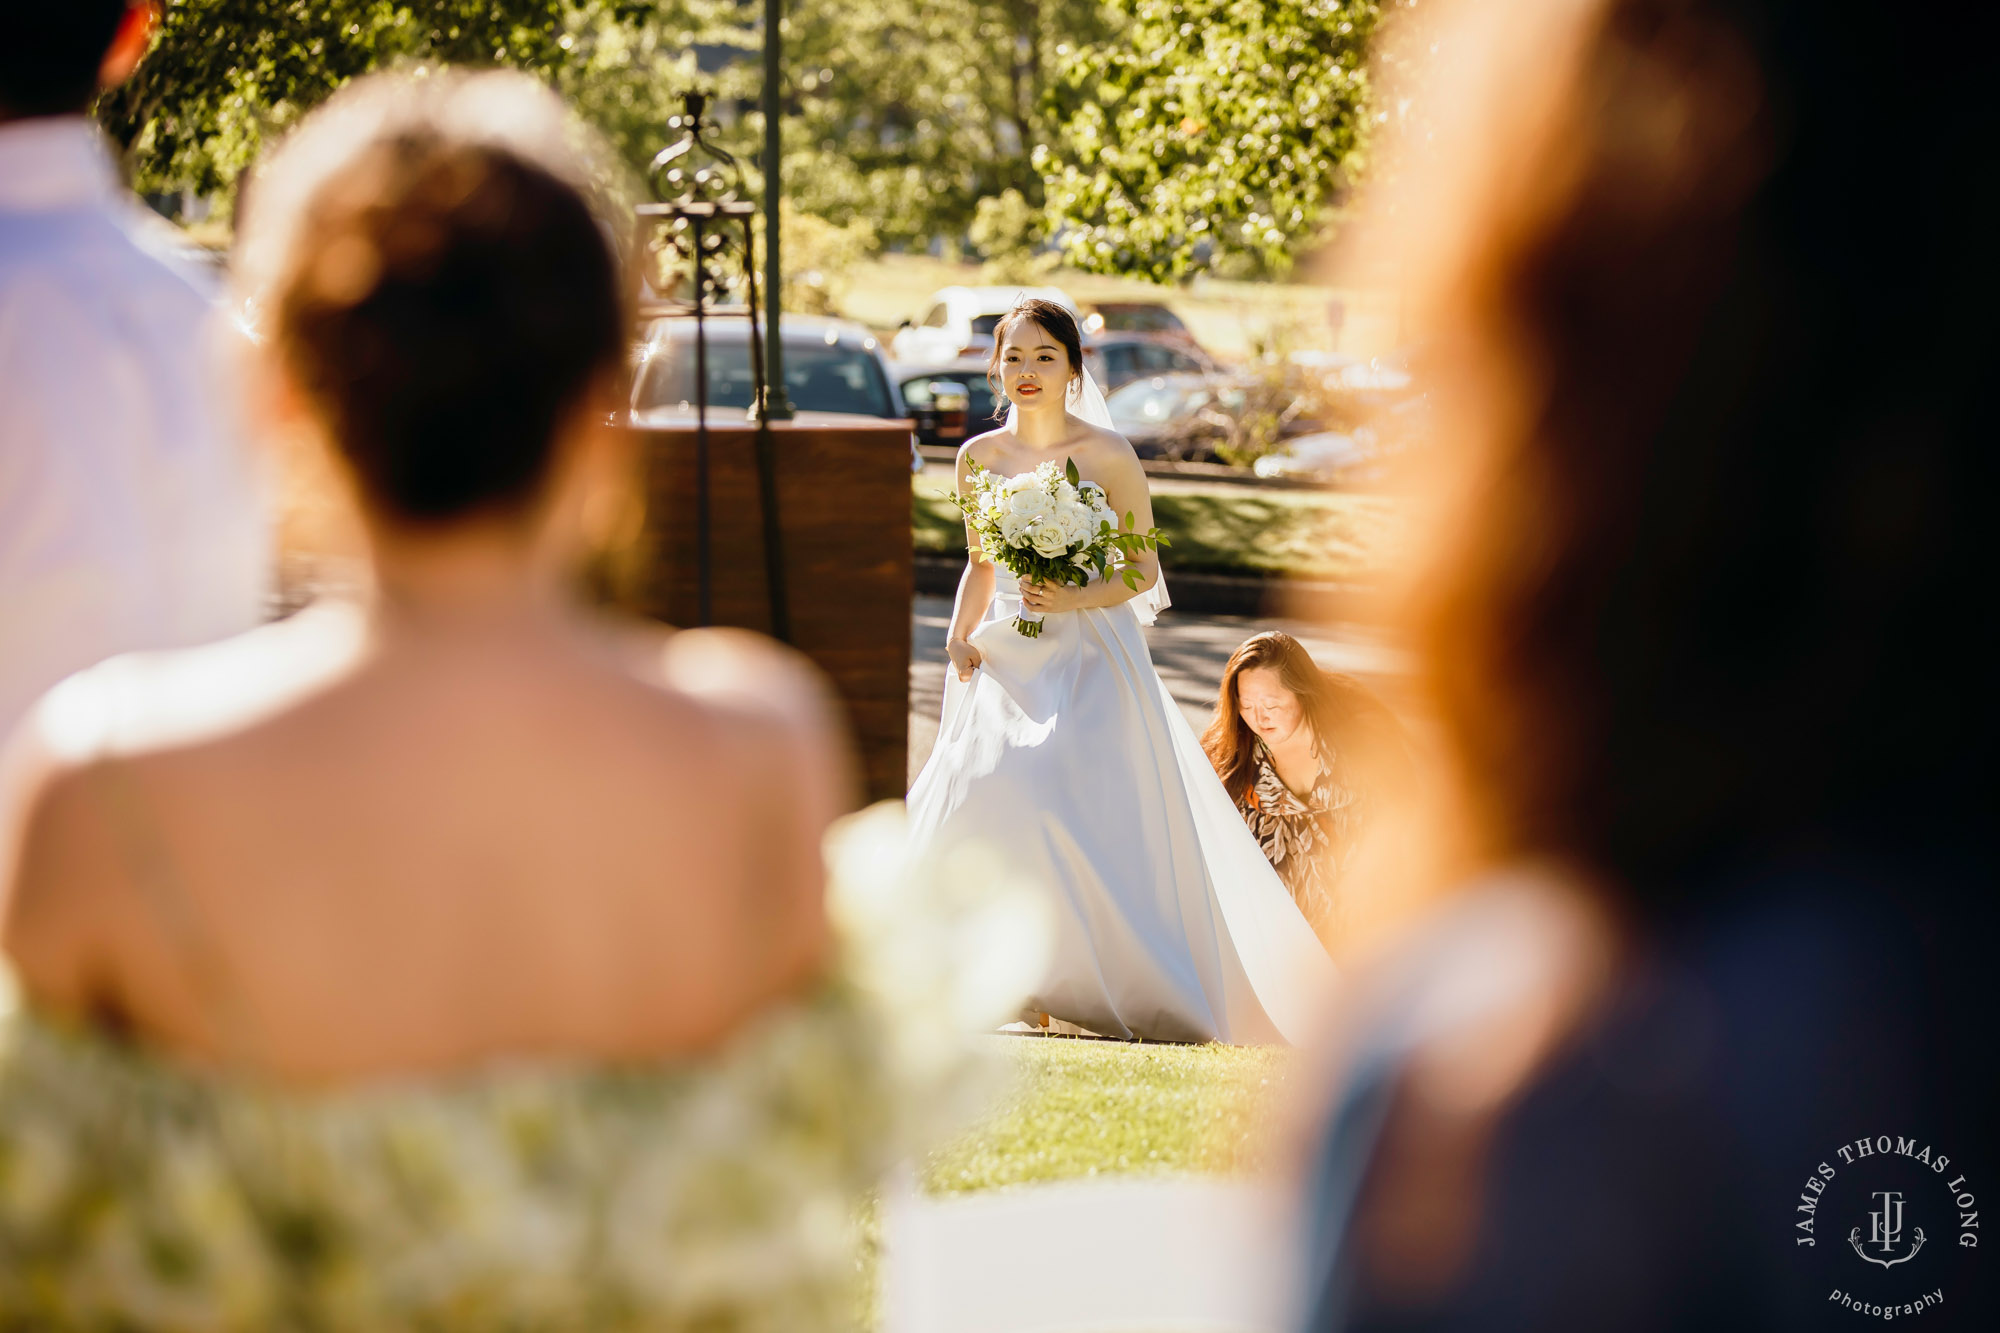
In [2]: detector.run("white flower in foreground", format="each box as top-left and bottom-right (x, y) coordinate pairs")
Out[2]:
(825, 802), (1052, 1036)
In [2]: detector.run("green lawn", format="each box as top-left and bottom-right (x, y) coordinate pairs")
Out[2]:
(923, 1037), (1299, 1193)
(914, 473), (1400, 583)
(856, 1037), (1300, 1324)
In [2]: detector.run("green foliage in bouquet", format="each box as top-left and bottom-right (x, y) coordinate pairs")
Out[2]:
(952, 457), (1168, 638)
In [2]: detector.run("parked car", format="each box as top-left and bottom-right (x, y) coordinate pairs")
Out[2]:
(1105, 372), (1247, 460)
(890, 285), (1079, 366)
(1106, 369), (1331, 462)
(1251, 388), (1431, 484)
(892, 357), (1007, 449)
(1291, 348), (1422, 410)
(629, 314), (920, 470)
(1083, 335), (1216, 392)
(1083, 301), (1200, 349)
(1251, 429), (1379, 484)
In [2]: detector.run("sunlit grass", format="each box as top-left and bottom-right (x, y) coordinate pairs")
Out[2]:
(914, 473), (1399, 583)
(922, 1037), (1299, 1193)
(855, 1037), (1300, 1324)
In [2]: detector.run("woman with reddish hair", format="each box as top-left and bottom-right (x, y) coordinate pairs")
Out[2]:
(1293, 0), (1997, 1326)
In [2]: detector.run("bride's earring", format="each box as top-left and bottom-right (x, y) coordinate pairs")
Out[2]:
(1068, 376), (1081, 403)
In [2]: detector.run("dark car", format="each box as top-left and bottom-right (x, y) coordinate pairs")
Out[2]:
(631, 314), (903, 420)
(891, 357), (1008, 449)
(630, 314), (921, 471)
(1083, 336), (1216, 392)
(1084, 302), (1200, 348)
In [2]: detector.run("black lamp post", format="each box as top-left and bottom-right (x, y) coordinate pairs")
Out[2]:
(762, 0), (792, 422)
(635, 94), (790, 637)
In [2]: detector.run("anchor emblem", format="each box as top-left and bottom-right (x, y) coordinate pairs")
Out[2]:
(1849, 1191), (1926, 1268)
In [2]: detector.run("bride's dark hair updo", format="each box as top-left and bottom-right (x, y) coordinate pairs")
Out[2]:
(988, 297), (1084, 404)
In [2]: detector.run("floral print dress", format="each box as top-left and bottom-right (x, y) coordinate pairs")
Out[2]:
(0, 804), (1030, 1332)
(1235, 740), (1361, 942)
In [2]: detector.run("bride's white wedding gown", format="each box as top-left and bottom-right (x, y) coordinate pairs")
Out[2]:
(906, 569), (1333, 1045)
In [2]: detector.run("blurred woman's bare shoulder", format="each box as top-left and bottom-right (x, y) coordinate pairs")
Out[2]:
(13, 601), (368, 769)
(615, 624), (854, 804)
(652, 627), (828, 721)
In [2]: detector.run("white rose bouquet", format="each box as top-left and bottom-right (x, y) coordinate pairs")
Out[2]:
(953, 457), (1168, 638)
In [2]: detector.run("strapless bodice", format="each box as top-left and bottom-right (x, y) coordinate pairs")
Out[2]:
(0, 804), (1038, 1330)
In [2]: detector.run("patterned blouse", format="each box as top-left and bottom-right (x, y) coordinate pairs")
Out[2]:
(1235, 739), (1362, 941)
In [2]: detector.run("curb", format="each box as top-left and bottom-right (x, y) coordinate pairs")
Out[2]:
(912, 555), (1381, 621)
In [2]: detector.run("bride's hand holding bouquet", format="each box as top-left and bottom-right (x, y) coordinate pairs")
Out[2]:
(952, 456), (1168, 639)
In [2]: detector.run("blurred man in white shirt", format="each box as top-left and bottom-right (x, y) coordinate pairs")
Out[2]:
(0, 1), (269, 741)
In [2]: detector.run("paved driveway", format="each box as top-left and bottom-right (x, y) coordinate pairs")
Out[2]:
(906, 594), (1410, 785)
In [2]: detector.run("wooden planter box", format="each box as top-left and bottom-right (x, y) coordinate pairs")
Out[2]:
(617, 423), (914, 803)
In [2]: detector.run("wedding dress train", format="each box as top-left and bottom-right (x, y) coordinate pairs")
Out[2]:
(906, 571), (1332, 1044)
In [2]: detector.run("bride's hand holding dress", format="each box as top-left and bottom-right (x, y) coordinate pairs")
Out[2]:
(947, 636), (983, 682)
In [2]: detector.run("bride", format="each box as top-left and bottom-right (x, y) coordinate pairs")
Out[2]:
(907, 298), (1332, 1044)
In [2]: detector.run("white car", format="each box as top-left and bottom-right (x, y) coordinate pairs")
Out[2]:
(890, 285), (1080, 367)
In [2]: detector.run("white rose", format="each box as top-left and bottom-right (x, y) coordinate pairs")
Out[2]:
(1030, 525), (1070, 558)
(1005, 488), (1048, 522)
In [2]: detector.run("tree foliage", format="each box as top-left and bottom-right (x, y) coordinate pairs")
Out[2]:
(98, 2), (599, 205)
(95, 1), (775, 216)
(775, 0), (1119, 247)
(96, 0), (1387, 284)
(1038, 0), (1380, 282)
